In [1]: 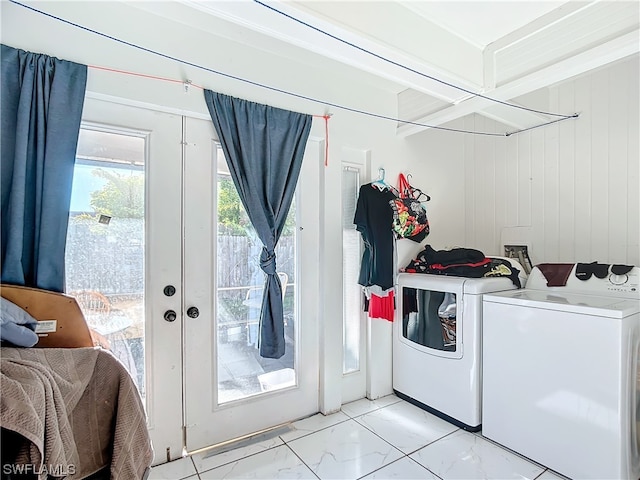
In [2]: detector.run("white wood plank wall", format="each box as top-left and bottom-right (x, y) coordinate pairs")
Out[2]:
(459, 55), (639, 266)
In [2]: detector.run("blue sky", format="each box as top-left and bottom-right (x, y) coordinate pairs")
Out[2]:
(70, 163), (142, 213)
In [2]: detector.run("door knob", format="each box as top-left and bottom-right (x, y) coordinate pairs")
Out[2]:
(187, 306), (199, 318)
(163, 285), (176, 297)
(164, 310), (177, 322)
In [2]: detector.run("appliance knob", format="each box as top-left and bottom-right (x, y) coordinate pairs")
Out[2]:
(610, 274), (628, 285)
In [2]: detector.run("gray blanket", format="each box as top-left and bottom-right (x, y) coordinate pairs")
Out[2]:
(0, 347), (153, 479)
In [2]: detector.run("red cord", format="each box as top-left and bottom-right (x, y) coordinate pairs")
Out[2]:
(90, 65), (205, 89)
(323, 115), (330, 166)
(313, 114), (330, 166)
(91, 65), (331, 164)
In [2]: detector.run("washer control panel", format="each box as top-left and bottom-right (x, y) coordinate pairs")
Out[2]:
(526, 264), (640, 299)
(606, 271), (638, 295)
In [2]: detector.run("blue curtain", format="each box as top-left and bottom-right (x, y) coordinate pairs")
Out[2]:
(1, 45), (87, 292)
(204, 91), (312, 359)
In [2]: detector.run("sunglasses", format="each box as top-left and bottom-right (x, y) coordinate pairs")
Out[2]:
(575, 262), (633, 281)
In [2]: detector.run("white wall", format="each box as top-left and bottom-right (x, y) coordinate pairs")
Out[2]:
(403, 55), (640, 267)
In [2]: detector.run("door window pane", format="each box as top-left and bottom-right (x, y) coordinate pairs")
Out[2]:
(216, 148), (297, 404)
(65, 128), (146, 398)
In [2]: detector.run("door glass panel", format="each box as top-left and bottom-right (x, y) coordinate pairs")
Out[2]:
(216, 148), (296, 404)
(401, 287), (458, 353)
(65, 127), (146, 399)
(342, 167), (361, 374)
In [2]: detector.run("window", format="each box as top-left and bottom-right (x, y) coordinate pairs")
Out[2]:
(215, 146), (297, 403)
(342, 166), (362, 374)
(65, 127), (146, 397)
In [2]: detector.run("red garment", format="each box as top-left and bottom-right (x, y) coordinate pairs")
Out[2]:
(537, 263), (574, 286)
(429, 258), (491, 270)
(369, 291), (395, 322)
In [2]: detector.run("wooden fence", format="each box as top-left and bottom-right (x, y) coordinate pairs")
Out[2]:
(65, 215), (295, 296)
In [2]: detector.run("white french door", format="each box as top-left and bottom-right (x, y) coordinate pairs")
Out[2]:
(74, 98), (320, 461)
(182, 117), (320, 451)
(75, 98), (184, 463)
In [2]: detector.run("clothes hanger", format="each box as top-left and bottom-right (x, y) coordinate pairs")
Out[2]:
(405, 173), (431, 201)
(371, 168), (389, 191)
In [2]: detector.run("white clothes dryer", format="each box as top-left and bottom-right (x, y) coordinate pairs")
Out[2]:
(393, 260), (525, 431)
(482, 264), (640, 480)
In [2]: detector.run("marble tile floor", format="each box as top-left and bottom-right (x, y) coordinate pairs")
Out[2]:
(149, 394), (568, 480)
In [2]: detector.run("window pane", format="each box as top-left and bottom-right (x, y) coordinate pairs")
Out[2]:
(343, 167), (361, 374)
(66, 128), (146, 399)
(216, 148), (296, 404)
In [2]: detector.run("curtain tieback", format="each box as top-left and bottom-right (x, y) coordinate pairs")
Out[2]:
(260, 247), (277, 276)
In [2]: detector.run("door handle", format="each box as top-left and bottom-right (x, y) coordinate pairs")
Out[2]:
(164, 310), (177, 322)
(187, 306), (199, 318)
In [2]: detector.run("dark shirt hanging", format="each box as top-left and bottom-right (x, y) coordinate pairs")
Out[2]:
(354, 183), (397, 291)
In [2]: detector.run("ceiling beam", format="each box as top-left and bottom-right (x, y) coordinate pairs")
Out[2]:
(477, 104), (552, 131)
(181, 0), (481, 102)
(397, 30), (639, 138)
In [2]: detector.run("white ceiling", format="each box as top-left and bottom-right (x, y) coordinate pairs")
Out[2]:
(178, 0), (638, 136)
(399, 1), (570, 48)
(2, 0), (636, 137)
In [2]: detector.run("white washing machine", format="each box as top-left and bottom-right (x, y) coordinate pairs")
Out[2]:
(393, 262), (525, 431)
(482, 264), (640, 480)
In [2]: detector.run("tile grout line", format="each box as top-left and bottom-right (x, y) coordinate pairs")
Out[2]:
(342, 406), (443, 479)
(473, 431), (548, 473)
(340, 396), (403, 419)
(349, 403), (461, 457)
(404, 428), (461, 457)
(192, 440), (285, 475)
(280, 400), (407, 480)
(279, 413), (353, 443)
(346, 402), (463, 480)
(188, 456), (201, 479)
(282, 442), (321, 479)
(192, 412), (352, 475)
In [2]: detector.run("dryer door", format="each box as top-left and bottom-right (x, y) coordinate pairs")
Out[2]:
(398, 281), (464, 359)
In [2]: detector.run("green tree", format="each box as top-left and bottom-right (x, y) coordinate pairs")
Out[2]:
(218, 177), (250, 236)
(90, 169), (144, 218)
(217, 176), (297, 237)
(85, 170), (296, 235)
